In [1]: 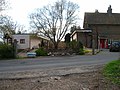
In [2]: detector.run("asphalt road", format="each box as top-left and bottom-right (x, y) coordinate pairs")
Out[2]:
(0, 49), (119, 73)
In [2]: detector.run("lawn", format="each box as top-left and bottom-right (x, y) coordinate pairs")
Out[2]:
(103, 60), (120, 85)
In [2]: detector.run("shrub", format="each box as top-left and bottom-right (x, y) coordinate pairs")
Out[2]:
(0, 44), (15, 59)
(103, 60), (120, 85)
(69, 40), (78, 51)
(69, 40), (85, 55)
(78, 41), (85, 55)
(35, 47), (47, 56)
(79, 48), (85, 55)
(84, 49), (92, 53)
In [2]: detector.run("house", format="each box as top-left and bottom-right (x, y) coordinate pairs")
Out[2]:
(12, 34), (50, 50)
(71, 27), (92, 48)
(83, 5), (120, 49)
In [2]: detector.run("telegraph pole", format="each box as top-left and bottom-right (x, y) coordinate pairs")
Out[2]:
(92, 35), (95, 55)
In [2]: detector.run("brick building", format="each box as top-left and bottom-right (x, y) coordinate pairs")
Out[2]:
(83, 5), (120, 49)
(71, 28), (92, 48)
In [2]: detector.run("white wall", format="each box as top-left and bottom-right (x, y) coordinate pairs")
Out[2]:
(30, 38), (41, 49)
(72, 33), (77, 41)
(12, 34), (30, 49)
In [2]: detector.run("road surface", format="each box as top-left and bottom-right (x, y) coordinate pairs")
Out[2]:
(0, 49), (119, 73)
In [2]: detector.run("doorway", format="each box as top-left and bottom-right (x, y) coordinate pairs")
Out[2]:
(100, 39), (108, 49)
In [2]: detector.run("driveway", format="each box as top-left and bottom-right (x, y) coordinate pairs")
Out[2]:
(0, 49), (119, 73)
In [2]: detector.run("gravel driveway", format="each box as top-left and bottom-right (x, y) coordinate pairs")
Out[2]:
(0, 65), (120, 90)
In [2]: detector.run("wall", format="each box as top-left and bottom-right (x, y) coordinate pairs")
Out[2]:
(71, 31), (92, 48)
(77, 32), (92, 48)
(12, 35), (30, 49)
(72, 33), (77, 41)
(30, 38), (41, 49)
(90, 25), (120, 48)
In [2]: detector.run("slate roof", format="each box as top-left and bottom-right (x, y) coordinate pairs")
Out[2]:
(83, 12), (120, 28)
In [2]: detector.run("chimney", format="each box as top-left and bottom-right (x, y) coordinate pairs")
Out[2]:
(107, 5), (112, 14)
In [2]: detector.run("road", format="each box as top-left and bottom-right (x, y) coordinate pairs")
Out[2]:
(0, 49), (119, 73)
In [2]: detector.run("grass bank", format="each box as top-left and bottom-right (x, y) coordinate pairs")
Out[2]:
(103, 60), (120, 85)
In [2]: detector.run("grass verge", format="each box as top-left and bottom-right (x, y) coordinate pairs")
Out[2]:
(103, 60), (120, 85)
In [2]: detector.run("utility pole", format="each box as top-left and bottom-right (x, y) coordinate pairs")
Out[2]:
(13, 39), (18, 58)
(92, 35), (95, 55)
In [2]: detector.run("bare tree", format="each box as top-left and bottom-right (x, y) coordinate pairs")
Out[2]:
(0, 0), (5, 11)
(16, 25), (27, 34)
(0, 16), (25, 41)
(0, 16), (17, 34)
(29, 0), (79, 49)
(0, 15), (27, 34)
(0, 0), (7, 12)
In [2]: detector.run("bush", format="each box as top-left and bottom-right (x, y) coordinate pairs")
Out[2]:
(79, 48), (85, 55)
(35, 47), (47, 56)
(78, 42), (85, 55)
(69, 40), (85, 55)
(103, 60), (120, 85)
(0, 44), (15, 59)
(84, 49), (92, 53)
(69, 40), (78, 51)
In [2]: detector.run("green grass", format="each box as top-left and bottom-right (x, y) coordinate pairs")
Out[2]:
(103, 60), (120, 85)
(84, 49), (92, 53)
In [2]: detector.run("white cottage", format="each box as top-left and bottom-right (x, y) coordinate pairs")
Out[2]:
(12, 34), (50, 49)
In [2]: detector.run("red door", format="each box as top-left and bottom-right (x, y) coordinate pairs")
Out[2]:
(100, 39), (105, 48)
(100, 39), (108, 49)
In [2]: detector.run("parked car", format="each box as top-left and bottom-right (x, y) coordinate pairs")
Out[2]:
(109, 41), (120, 52)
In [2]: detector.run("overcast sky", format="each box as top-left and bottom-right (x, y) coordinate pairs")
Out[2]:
(3, 0), (120, 30)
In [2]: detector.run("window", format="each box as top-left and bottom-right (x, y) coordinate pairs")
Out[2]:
(20, 39), (25, 44)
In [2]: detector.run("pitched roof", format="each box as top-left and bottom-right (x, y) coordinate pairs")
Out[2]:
(83, 12), (120, 28)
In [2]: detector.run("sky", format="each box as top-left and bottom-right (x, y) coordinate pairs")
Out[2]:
(2, 0), (120, 30)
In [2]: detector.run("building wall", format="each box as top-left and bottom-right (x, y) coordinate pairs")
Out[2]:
(12, 35), (30, 49)
(92, 25), (120, 37)
(89, 25), (120, 48)
(30, 38), (41, 49)
(72, 34), (77, 41)
(71, 31), (92, 48)
(12, 34), (51, 50)
(77, 32), (92, 48)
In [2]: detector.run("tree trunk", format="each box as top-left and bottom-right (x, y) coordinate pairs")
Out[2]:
(7, 38), (8, 44)
(53, 42), (59, 50)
